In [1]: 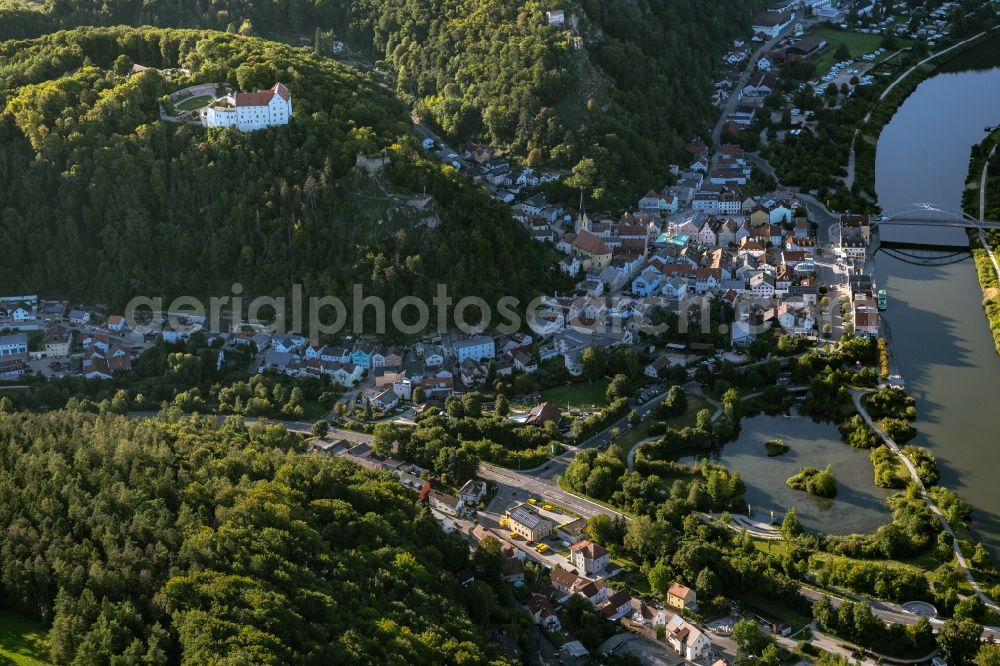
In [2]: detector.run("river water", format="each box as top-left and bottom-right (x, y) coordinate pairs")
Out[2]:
(874, 36), (1000, 561)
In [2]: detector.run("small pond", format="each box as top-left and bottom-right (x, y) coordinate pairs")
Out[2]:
(680, 414), (892, 535)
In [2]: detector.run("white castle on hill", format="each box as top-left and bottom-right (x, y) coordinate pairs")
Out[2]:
(201, 82), (292, 131)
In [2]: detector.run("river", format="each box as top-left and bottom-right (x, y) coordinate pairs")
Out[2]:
(874, 36), (1000, 561)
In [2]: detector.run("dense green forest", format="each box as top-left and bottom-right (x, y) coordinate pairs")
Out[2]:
(2, 0), (765, 205)
(0, 26), (562, 320)
(0, 409), (514, 664)
(338, 0), (764, 205)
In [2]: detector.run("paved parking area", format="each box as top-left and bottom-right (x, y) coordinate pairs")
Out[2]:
(603, 635), (683, 666)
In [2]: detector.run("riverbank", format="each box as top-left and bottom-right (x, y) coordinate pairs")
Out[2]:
(964, 130), (1000, 354)
(853, 28), (1000, 204)
(852, 390), (1000, 612)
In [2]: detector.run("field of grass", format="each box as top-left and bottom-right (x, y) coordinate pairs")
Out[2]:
(0, 610), (50, 665)
(617, 395), (712, 451)
(540, 379), (610, 410)
(174, 94), (213, 111)
(745, 595), (812, 634)
(752, 538), (792, 556)
(805, 26), (913, 73)
(609, 556), (652, 597)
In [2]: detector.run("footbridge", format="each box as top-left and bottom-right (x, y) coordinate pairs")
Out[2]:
(875, 203), (1000, 230)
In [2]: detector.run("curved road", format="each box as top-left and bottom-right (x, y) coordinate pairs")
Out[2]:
(845, 28), (1000, 185)
(851, 390), (1000, 612)
(977, 141), (1000, 279)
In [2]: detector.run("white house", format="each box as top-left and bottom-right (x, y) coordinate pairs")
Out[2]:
(202, 83), (292, 132)
(321, 346), (351, 364)
(639, 191), (679, 214)
(570, 540), (610, 575)
(453, 336), (495, 363)
(458, 480), (488, 506)
(68, 309), (90, 325)
(271, 333), (306, 354)
(0, 333), (28, 357)
(370, 387), (399, 412)
(666, 616), (712, 661)
(528, 594), (562, 632)
(330, 362), (363, 387)
(9, 304), (33, 322)
(631, 265), (663, 297)
(106, 315), (126, 332)
(424, 349), (445, 367)
(560, 255), (581, 276)
(752, 10), (793, 38)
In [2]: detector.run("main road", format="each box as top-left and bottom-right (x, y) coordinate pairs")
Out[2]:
(477, 461), (627, 521)
(710, 20), (805, 156)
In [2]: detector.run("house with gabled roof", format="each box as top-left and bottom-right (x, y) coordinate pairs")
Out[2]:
(506, 503), (553, 542)
(600, 589), (634, 621)
(570, 540), (610, 575)
(527, 594), (561, 631)
(667, 582), (698, 611)
(575, 580), (608, 606)
(202, 83), (292, 131)
(667, 615), (712, 660)
(428, 490), (462, 517)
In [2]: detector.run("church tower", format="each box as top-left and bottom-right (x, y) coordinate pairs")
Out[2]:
(574, 192), (591, 234)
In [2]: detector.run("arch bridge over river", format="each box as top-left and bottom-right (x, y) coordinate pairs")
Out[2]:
(869, 203), (992, 267)
(876, 202), (1000, 230)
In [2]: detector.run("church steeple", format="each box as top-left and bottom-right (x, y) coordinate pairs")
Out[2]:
(575, 191), (591, 233)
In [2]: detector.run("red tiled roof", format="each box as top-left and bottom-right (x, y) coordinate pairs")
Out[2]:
(570, 539), (609, 560)
(572, 230), (612, 257)
(235, 83), (290, 108)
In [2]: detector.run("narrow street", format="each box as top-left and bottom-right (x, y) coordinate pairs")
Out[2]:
(711, 21), (806, 156)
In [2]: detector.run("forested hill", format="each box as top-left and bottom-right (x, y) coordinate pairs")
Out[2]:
(2, 0), (764, 206)
(0, 410), (510, 664)
(0, 27), (560, 312)
(338, 0), (765, 206)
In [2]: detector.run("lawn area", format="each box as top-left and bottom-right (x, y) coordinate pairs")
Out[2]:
(617, 395), (712, 451)
(0, 610), (50, 665)
(745, 595), (812, 634)
(752, 538), (792, 557)
(609, 557), (652, 597)
(174, 94), (213, 111)
(540, 379), (610, 410)
(809, 551), (932, 582)
(805, 26), (912, 73)
(897, 548), (944, 573)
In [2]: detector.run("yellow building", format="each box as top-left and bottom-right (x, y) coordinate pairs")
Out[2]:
(749, 205), (770, 227)
(667, 582), (698, 611)
(569, 230), (612, 271)
(505, 503), (553, 542)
